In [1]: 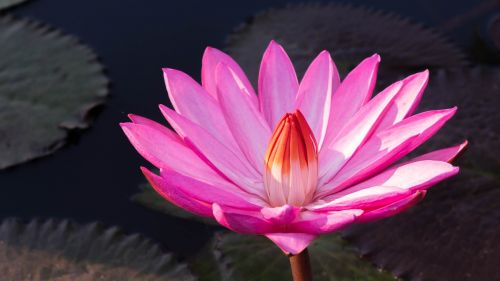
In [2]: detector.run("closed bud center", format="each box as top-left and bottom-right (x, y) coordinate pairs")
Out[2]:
(264, 110), (318, 207)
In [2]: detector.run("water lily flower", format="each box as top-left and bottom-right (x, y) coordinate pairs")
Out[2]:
(121, 41), (466, 258)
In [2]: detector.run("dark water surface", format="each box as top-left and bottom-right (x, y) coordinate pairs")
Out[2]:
(0, 0), (494, 257)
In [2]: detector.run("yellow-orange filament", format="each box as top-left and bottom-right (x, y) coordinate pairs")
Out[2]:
(264, 110), (318, 207)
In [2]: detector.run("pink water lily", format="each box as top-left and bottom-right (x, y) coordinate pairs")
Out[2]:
(121, 41), (466, 255)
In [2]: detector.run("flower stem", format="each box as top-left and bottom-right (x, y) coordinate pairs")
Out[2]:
(289, 248), (313, 281)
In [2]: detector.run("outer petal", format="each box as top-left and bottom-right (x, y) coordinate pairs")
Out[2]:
(319, 81), (402, 185)
(289, 209), (362, 234)
(295, 51), (339, 147)
(261, 205), (301, 225)
(258, 41), (299, 128)
(356, 191), (426, 223)
(351, 160), (459, 192)
(309, 186), (411, 212)
(265, 233), (317, 255)
(160, 106), (264, 196)
(121, 122), (229, 187)
(411, 140), (468, 162)
(323, 54), (379, 145)
(142, 167), (213, 217)
(216, 63), (272, 171)
(375, 70), (429, 132)
(160, 168), (263, 210)
(202, 47), (257, 105)
(213, 204), (277, 234)
(163, 68), (242, 155)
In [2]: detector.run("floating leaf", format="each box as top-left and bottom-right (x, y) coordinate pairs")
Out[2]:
(226, 3), (466, 83)
(191, 232), (397, 281)
(0, 16), (109, 169)
(131, 183), (218, 226)
(343, 68), (500, 281)
(0, 218), (195, 281)
(0, 0), (28, 10)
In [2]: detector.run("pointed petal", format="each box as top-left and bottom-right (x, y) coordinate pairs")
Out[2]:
(356, 191), (426, 223)
(202, 47), (257, 105)
(258, 41), (299, 128)
(375, 70), (429, 132)
(320, 108), (458, 194)
(141, 167), (213, 217)
(309, 186), (411, 212)
(160, 106), (265, 196)
(351, 160), (459, 192)
(324, 54), (380, 142)
(319, 81), (402, 184)
(121, 122), (227, 186)
(216, 63), (272, 171)
(411, 140), (468, 163)
(160, 168), (262, 210)
(162, 68), (242, 154)
(296, 51), (339, 147)
(266, 233), (317, 255)
(212, 203), (276, 234)
(289, 210), (362, 234)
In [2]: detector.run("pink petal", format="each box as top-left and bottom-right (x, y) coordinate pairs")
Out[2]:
(289, 210), (362, 234)
(160, 106), (265, 197)
(212, 203), (276, 234)
(356, 191), (426, 223)
(323, 54), (379, 145)
(309, 186), (411, 212)
(265, 233), (317, 255)
(261, 205), (301, 224)
(382, 107), (457, 153)
(160, 168), (263, 210)
(258, 41), (299, 128)
(142, 167), (213, 217)
(410, 140), (468, 162)
(202, 47), (257, 105)
(163, 68), (242, 155)
(319, 81), (402, 185)
(375, 70), (429, 132)
(128, 114), (177, 138)
(216, 63), (272, 171)
(295, 51), (339, 147)
(320, 133), (418, 195)
(351, 160), (459, 192)
(121, 122), (228, 187)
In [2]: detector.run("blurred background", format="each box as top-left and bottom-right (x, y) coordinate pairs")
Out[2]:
(0, 0), (499, 280)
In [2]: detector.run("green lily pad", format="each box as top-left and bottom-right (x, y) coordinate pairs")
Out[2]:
(0, 218), (195, 281)
(131, 183), (219, 226)
(342, 68), (500, 281)
(0, 0), (28, 10)
(226, 3), (466, 83)
(0, 16), (109, 169)
(191, 232), (397, 281)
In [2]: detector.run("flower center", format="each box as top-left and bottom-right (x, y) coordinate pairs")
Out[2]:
(264, 110), (318, 207)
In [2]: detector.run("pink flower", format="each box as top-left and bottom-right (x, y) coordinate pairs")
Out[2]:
(121, 41), (466, 255)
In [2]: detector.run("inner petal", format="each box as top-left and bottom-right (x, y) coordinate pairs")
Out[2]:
(264, 110), (318, 207)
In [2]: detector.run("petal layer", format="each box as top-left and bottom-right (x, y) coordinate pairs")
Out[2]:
(142, 167), (213, 217)
(216, 63), (272, 171)
(323, 54), (379, 145)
